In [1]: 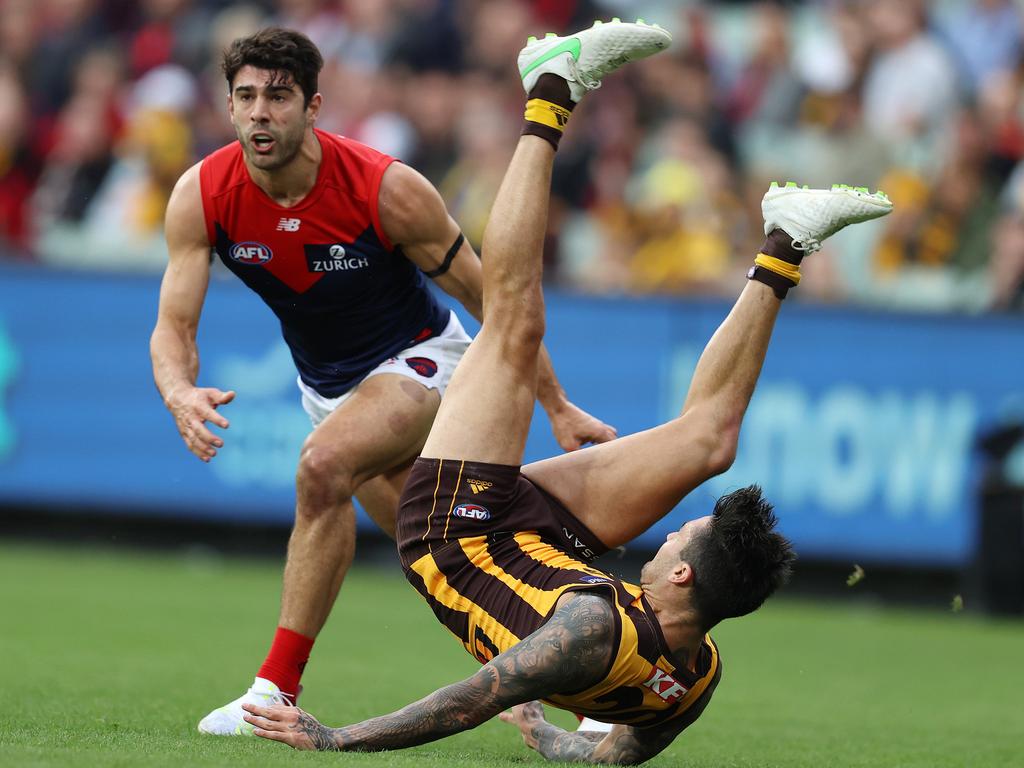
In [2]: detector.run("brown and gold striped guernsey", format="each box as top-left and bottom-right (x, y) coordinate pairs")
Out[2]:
(397, 458), (721, 729)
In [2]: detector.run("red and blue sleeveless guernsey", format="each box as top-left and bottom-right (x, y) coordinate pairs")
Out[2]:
(199, 129), (450, 397)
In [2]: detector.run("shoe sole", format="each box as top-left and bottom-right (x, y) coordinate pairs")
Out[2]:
(197, 722), (255, 736)
(764, 181), (892, 211)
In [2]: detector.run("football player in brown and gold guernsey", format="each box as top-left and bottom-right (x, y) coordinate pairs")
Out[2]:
(241, 19), (892, 765)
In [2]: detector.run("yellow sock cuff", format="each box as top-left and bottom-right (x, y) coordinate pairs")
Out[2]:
(524, 98), (571, 131)
(755, 253), (801, 285)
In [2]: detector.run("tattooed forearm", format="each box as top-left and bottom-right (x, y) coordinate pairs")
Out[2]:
(329, 593), (617, 753)
(522, 712), (682, 766)
(531, 721), (601, 762)
(532, 723), (674, 766)
(331, 666), (500, 751)
(296, 711), (341, 751)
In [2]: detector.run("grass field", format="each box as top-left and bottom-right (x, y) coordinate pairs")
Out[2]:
(1, 542), (1021, 768)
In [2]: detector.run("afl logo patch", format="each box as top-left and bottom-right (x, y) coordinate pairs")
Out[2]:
(454, 504), (491, 521)
(405, 356), (438, 378)
(230, 241), (272, 264)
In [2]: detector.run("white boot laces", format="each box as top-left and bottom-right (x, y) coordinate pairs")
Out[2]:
(792, 237), (822, 254)
(568, 56), (603, 92)
(254, 686), (297, 707)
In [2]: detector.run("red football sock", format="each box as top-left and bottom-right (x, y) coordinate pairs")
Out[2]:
(257, 626), (314, 699)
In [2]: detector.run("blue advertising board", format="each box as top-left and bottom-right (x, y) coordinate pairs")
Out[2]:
(1, 262), (1021, 565)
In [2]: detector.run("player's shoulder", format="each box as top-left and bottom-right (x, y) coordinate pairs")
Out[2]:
(551, 589), (618, 640)
(317, 129), (398, 193)
(376, 160), (449, 246)
(377, 160), (434, 205)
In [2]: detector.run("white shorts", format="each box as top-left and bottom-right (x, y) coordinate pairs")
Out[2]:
(298, 312), (472, 427)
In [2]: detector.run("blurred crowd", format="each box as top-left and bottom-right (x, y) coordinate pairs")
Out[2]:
(2, 0), (1024, 311)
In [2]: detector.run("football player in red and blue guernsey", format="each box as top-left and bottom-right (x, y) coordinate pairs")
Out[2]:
(149, 27), (616, 736)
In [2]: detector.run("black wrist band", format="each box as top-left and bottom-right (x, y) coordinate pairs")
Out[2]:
(747, 265), (793, 300)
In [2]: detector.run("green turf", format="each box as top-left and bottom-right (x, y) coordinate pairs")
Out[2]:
(1, 542), (1020, 767)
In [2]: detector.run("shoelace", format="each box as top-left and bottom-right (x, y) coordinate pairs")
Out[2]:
(792, 237), (822, 254)
(255, 687), (297, 707)
(568, 56), (603, 92)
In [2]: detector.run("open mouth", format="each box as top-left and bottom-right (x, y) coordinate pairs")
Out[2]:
(250, 133), (276, 154)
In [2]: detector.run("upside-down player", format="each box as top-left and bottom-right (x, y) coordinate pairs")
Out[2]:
(242, 19), (892, 764)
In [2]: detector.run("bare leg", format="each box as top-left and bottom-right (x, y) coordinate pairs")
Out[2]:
(354, 463), (414, 540)
(282, 375), (439, 635)
(199, 375), (442, 733)
(420, 136), (556, 465)
(523, 280), (780, 548)
(523, 179), (893, 546)
(419, 21), (677, 476)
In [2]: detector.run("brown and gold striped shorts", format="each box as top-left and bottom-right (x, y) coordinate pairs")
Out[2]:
(395, 457), (614, 662)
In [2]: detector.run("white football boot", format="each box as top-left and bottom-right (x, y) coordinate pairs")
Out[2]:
(519, 18), (672, 103)
(761, 182), (893, 253)
(197, 677), (295, 736)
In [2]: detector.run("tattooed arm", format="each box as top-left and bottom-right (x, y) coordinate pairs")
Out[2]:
(241, 592), (616, 753)
(501, 700), (685, 765)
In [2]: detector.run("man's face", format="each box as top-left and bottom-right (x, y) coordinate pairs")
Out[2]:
(228, 65), (317, 171)
(640, 515), (712, 585)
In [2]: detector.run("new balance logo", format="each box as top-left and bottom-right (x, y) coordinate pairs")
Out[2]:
(467, 479), (492, 494)
(276, 218), (301, 232)
(642, 668), (688, 702)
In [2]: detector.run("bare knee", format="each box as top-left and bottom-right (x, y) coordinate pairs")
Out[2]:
(706, 423), (739, 477)
(684, 412), (739, 478)
(295, 438), (358, 520)
(483, 292), (546, 357)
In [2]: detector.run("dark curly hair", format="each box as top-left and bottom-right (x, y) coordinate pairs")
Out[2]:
(221, 28), (323, 107)
(681, 485), (795, 630)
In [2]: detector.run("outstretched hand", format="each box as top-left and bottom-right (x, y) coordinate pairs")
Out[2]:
(499, 700), (548, 751)
(166, 386), (235, 461)
(549, 401), (617, 452)
(242, 702), (339, 751)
